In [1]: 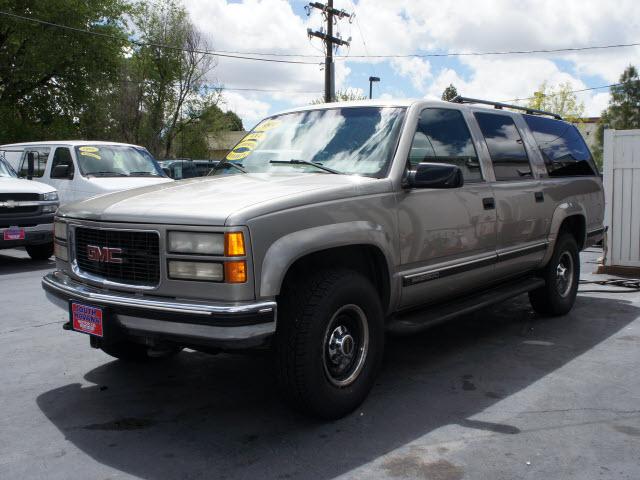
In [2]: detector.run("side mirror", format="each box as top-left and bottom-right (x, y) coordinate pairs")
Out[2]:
(406, 162), (464, 189)
(51, 164), (73, 179)
(27, 152), (35, 180)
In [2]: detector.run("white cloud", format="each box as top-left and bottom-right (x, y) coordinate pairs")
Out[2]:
(390, 57), (432, 90)
(180, 0), (638, 124)
(218, 91), (271, 129)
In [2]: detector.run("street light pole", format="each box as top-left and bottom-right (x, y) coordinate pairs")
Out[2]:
(369, 76), (380, 99)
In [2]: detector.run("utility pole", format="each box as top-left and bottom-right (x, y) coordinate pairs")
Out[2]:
(307, 1), (351, 103)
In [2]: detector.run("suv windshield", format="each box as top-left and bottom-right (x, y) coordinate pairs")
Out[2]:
(0, 155), (17, 178)
(213, 106), (406, 177)
(74, 145), (164, 177)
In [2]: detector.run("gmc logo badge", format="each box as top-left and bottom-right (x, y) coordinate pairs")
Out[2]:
(86, 245), (123, 264)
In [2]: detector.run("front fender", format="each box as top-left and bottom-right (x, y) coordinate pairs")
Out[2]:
(542, 201), (586, 265)
(259, 221), (397, 302)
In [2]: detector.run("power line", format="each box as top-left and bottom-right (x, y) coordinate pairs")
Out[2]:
(0, 10), (320, 65)
(502, 82), (622, 103)
(2, 10), (637, 62)
(334, 42), (640, 59)
(115, 78), (320, 94)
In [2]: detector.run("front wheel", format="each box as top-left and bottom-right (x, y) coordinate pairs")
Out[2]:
(275, 268), (384, 419)
(529, 233), (580, 316)
(25, 242), (54, 260)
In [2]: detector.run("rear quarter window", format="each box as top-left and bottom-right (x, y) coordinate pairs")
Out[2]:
(523, 115), (597, 177)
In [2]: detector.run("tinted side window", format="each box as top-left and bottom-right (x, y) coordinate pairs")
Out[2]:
(409, 108), (482, 182)
(19, 147), (51, 177)
(474, 112), (531, 181)
(523, 115), (597, 176)
(50, 147), (74, 179)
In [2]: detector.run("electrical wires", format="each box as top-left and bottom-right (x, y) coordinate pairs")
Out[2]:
(1, 10), (638, 63)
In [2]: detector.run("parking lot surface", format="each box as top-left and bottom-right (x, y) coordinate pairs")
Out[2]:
(0, 247), (638, 480)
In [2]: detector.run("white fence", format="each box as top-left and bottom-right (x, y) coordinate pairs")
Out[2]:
(603, 129), (640, 268)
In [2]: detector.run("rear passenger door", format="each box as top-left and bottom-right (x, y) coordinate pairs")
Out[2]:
(473, 111), (548, 277)
(398, 107), (498, 308)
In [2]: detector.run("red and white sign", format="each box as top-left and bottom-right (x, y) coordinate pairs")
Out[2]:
(3, 226), (25, 241)
(72, 303), (104, 337)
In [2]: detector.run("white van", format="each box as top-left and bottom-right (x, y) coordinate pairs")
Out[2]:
(0, 141), (173, 205)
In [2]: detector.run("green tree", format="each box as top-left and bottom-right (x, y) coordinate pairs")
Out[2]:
(0, 0), (130, 141)
(592, 65), (640, 166)
(527, 82), (585, 122)
(441, 84), (458, 101)
(173, 102), (244, 159)
(122, 0), (217, 158)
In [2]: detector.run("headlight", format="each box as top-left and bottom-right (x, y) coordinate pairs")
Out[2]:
(42, 191), (59, 201)
(168, 231), (224, 255)
(54, 242), (68, 261)
(54, 221), (67, 241)
(168, 261), (223, 281)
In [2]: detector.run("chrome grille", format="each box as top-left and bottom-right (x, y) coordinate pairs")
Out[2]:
(0, 193), (40, 214)
(74, 227), (160, 286)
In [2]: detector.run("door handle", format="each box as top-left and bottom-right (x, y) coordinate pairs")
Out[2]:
(482, 197), (495, 210)
(534, 191), (544, 202)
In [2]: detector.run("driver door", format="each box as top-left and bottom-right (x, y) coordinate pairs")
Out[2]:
(397, 107), (498, 309)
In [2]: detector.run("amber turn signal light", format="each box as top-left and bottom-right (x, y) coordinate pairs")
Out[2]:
(225, 261), (247, 283)
(225, 232), (245, 256)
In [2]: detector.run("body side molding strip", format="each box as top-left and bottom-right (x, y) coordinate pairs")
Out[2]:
(402, 241), (548, 287)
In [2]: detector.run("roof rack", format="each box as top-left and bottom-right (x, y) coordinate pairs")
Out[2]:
(450, 96), (562, 120)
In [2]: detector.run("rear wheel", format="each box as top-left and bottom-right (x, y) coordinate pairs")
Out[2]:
(529, 233), (580, 316)
(25, 242), (53, 260)
(275, 268), (384, 419)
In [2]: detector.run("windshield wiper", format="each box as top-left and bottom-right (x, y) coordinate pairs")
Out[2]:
(269, 159), (341, 174)
(211, 161), (247, 174)
(86, 171), (127, 177)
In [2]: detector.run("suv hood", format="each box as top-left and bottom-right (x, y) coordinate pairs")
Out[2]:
(58, 173), (388, 225)
(84, 176), (173, 193)
(0, 177), (56, 194)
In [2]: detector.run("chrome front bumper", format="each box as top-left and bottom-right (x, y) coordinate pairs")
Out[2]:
(42, 270), (277, 348)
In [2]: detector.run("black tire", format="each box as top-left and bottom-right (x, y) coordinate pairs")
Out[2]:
(25, 242), (54, 260)
(275, 268), (385, 420)
(100, 341), (181, 362)
(529, 233), (580, 316)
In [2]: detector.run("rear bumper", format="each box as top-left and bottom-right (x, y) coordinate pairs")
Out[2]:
(42, 270), (277, 349)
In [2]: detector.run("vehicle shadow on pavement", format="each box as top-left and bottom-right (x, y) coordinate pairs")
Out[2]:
(0, 251), (55, 274)
(36, 295), (639, 480)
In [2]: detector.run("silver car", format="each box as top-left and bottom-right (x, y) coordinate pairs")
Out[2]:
(43, 98), (604, 419)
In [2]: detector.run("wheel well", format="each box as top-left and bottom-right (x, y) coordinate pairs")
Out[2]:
(280, 245), (391, 311)
(558, 215), (586, 250)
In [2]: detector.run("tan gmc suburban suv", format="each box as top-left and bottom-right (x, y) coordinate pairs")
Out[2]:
(42, 97), (605, 419)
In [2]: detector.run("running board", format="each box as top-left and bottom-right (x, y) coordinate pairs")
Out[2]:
(387, 276), (545, 335)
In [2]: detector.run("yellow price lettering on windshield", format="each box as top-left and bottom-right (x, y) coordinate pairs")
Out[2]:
(80, 152), (101, 160)
(78, 146), (99, 153)
(225, 131), (268, 161)
(254, 119), (281, 132)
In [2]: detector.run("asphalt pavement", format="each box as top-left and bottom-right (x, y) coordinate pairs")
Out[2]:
(0, 247), (638, 480)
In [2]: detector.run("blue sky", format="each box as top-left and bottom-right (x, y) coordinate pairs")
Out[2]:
(184, 0), (639, 129)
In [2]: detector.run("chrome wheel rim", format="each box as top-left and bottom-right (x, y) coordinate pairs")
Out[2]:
(556, 251), (574, 298)
(322, 304), (369, 387)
